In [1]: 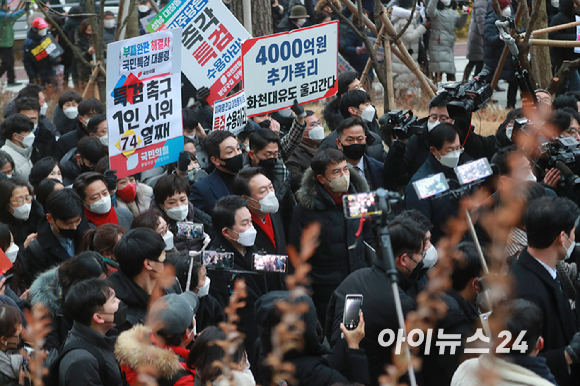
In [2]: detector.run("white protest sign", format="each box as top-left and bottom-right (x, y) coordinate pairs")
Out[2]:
(338, 53), (355, 74)
(242, 21), (338, 117)
(575, 16), (580, 54)
(212, 91), (247, 135)
(147, 0), (251, 105)
(106, 29), (183, 178)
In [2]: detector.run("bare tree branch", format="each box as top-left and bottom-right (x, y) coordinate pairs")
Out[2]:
(116, 0), (137, 41)
(524, 0), (542, 44)
(548, 58), (580, 93)
(391, 0), (417, 42)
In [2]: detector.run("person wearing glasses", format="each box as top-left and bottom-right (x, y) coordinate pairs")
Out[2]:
(405, 123), (471, 244)
(536, 89), (554, 121)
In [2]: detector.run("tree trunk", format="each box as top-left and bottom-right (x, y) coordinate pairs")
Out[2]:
(530, 0), (552, 88)
(231, 0), (244, 26)
(251, 0), (272, 37)
(84, 0), (106, 102)
(126, 1), (140, 39)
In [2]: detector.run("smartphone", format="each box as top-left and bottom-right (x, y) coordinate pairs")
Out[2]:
(343, 294), (363, 331)
(343, 192), (381, 219)
(202, 251), (234, 269)
(253, 254), (288, 273)
(176, 222), (204, 239)
(1, 274), (13, 288)
(412, 173), (450, 199)
(454, 158), (493, 185)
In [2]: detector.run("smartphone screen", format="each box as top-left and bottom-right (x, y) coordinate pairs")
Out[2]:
(412, 173), (450, 199)
(343, 192), (381, 219)
(454, 158), (492, 185)
(253, 254), (288, 273)
(176, 222), (204, 239)
(202, 251), (234, 269)
(343, 295), (363, 330)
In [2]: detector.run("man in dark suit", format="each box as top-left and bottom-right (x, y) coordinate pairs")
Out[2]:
(510, 196), (580, 386)
(232, 167), (286, 291)
(335, 117), (385, 191)
(189, 130), (244, 215)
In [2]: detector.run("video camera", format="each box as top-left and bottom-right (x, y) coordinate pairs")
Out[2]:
(444, 67), (493, 118)
(541, 136), (580, 171)
(379, 109), (426, 141)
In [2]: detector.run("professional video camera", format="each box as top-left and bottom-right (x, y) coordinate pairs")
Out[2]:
(444, 67), (493, 117)
(379, 109), (426, 141)
(542, 136), (580, 171)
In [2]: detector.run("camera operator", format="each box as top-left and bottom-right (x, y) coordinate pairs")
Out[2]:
(405, 123), (472, 244)
(495, 108), (523, 149)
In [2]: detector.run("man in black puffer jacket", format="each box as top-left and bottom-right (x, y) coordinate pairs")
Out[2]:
(289, 148), (375, 328)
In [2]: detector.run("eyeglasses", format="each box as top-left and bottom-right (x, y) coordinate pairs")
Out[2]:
(10, 195), (32, 206)
(428, 114), (451, 122)
(308, 121), (324, 127)
(566, 128), (579, 136)
(538, 97), (553, 105)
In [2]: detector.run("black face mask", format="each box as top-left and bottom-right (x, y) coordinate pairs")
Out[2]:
(16, 336), (25, 350)
(113, 302), (128, 327)
(221, 153), (244, 173)
(258, 120), (271, 129)
(341, 143), (366, 161)
(79, 161), (94, 174)
(409, 260), (425, 281)
(56, 225), (77, 240)
(258, 157), (277, 170)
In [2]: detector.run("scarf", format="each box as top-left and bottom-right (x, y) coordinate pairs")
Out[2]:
(84, 207), (118, 227)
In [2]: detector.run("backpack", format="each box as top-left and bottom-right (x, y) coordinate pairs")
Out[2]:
(43, 340), (109, 386)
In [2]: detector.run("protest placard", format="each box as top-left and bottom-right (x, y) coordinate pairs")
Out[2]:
(147, 0), (251, 105)
(106, 29), (183, 178)
(242, 21), (338, 117)
(30, 35), (64, 61)
(576, 16), (580, 54)
(212, 91), (247, 135)
(338, 53), (355, 74)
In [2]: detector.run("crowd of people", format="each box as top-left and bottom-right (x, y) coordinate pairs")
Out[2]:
(0, 0), (578, 386)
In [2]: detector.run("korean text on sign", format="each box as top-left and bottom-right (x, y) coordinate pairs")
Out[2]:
(242, 21), (339, 117)
(212, 91), (247, 135)
(106, 29), (184, 178)
(147, 0), (251, 105)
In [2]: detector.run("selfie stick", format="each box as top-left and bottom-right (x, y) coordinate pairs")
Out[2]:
(375, 189), (418, 386)
(465, 210), (490, 275)
(186, 239), (211, 291)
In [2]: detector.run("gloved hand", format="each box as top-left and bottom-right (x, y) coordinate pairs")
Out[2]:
(178, 151), (191, 172)
(196, 86), (210, 107)
(103, 170), (118, 191)
(291, 99), (306, 118)
(566, 332), (580, 364)
(202, 232), (211, 250)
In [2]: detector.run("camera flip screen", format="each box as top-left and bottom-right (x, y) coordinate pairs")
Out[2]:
(202, 251), (234, 269)
(455, 158), (492, 185)
(343, 192), (380, 219)
(413, 173), (450, 199)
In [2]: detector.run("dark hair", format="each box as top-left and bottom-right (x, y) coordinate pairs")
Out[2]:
(451, 242), (483, 291)
(204, 130), (235, 159)
(388, 217), (425, 259)
(0, 304), (22, 338)
(35, 178), (64, 211)
(428, 123), (458, 150)
(548, 109), (573, 134)
(492, 299), (543, 355)
(81, 224), (128, 257)
(428, 96), (449, 110)
(131, 209), (164, 230)
(79, 19), (92, 37)
(0, 224), (11, 252)
(46, 188), (84, 221)
(337, 71), (359, 97)
(0, 177), (32, 217)
(182, 108), (199, 131)
(505, 108), (523, 123)
(94, 156), (110, 175)
(114, 228), (166, 278)
(14, 96), (40, 113)
(339, 90), (371, 118)
(78, 98), (104, 117)
(305, 110), (315, 118)
(104, 10), (114, 17)
(249, 128), (280, 152)
(1, 113), (33, 140)
(232, 167), (266, 197)
(77, 136), (107, 164)
(395, 210), (433, 234)
(525, 197), (580, 248)
(153, 174), (190, 207)
(16, 83), (42, 100)
(490, 145), (519, 176)
(0, 151), (14, 175)
(311, 148), (346, 176)
(336, 117), (365, 139)
(186, 326), (244, 383)
(212, 195), (249, 232)
(563, 107), (580, 127)
(63, 278), (113, 326)
(29, 157), (61, 189)
(184, 136), (195, 148)
(58, 90), (82, 109)
(73, 171), (106, 201)
(58, 252), (108, 296)
(553, 94), (578, 111)
(86, 114), (107, 135)
(314, 10), (332, 23)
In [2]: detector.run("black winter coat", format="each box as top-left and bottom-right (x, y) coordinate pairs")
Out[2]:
(289, 167), (375, 327)
(253, 212), (287, 292)
(195, 294), (225, 333)
(59, 147), (82, 183)
(31, 118), (59, 164)
(52, 104), (78, 136)
(549, 0), (580, 70)
(0, 199), (44, 247)
(384, 127), (431, 190)
(484, 9), (515, 83)
(57, 123), (87, 159)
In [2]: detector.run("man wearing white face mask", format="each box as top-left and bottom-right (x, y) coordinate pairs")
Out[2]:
(0, 114), (35, 180)
(51, 91), (82, 136)
(233, 168), (286, 291)
(103, 11), (116, 45)
(406, 123), (470, 244)
(208, 195), (268, 355)
(14, 96), (58, 164)
(73, 172), (134, 230)
(57, 98), (104, 159)
(86, 114), (109, 148)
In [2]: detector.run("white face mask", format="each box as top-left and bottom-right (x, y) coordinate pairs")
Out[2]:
(360, 105), (376, 123)
(441, 0), (451, 6)
(506, 126), (514, 140)
(138, 5), (150, 12)
(423, 245), (438, 268)
(327, 174), (350, 193)
(88, 195), (111, 214)
(11, 203), (31, 221)
(104, 19), (116, 29)
(38, 28), (48, 37)
(552, 0), (559, 7)
(19, 132), (35, 148)
(231, 226), (257, 247)
(437, 150), (461, 168)
(525, 172), (537, 182)
(99, 134), (108, 147)
(502, 7), (511, 17)
(427, 120), (440, 132)
(250, 191), (279, 214)
(40, 102), (48, 116)
(64, 107), (78, 120)
(166, 204), (188, 221)
(296, 18), (307, 26)
(5, 243), (18, 263)
(197, 277), (210, 297)
(307, 125), (325, 142)
(163, 230), (174, 251)
(564, 234), (576, 260)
